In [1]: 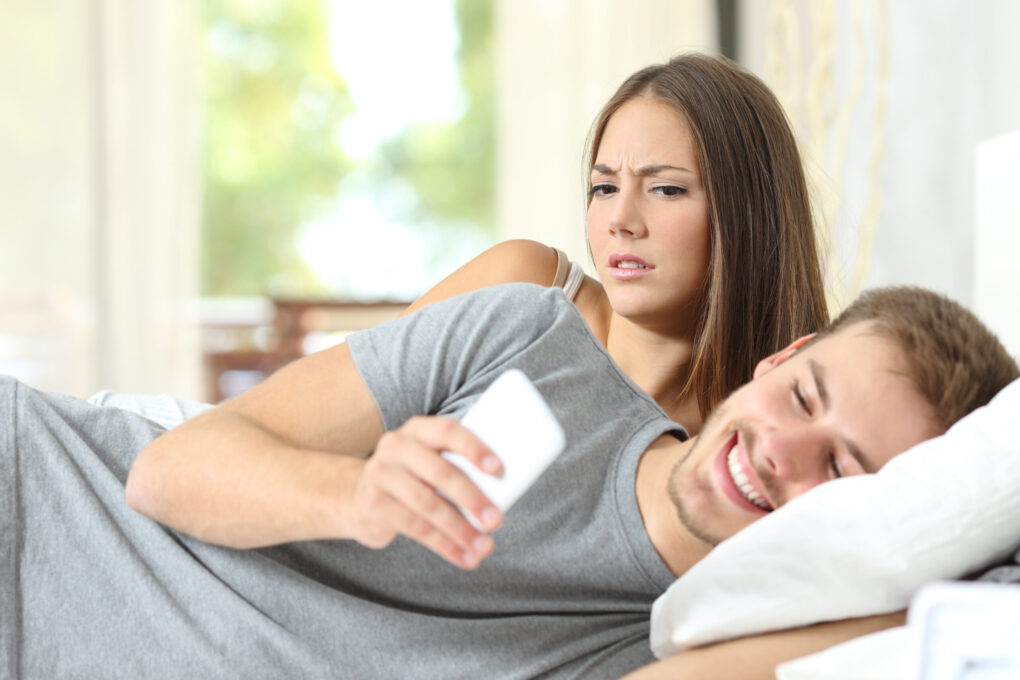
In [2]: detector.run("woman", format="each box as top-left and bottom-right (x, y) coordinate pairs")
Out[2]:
(401, 52), (828, 433)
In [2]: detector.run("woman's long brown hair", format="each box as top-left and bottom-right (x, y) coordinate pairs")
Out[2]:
(585, 53), (829, 418)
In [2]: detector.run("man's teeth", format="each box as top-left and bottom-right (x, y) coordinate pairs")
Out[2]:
(616, 261), (649, 269)
(727, 447), (771, 511)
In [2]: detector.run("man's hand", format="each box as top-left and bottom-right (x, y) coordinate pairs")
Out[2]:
(348, 416), (505, 569)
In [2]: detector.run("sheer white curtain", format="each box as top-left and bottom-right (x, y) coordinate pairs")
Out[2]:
(494, 0), (718, 271)
(0, 0), (202, 399)
(739, 0), (1020, 314)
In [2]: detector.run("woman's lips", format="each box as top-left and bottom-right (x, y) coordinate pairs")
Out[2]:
(608, 253), (654, 280)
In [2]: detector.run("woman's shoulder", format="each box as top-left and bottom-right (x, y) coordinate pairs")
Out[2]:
(401, 240), (566, 317)
(488, 242), (610, 336)
(475, 239), (562, 282)
(402, 239), (612, 343)
(496, 242), (610, 341)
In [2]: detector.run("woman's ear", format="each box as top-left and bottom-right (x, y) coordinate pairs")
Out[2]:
(752, 333), (817, 379)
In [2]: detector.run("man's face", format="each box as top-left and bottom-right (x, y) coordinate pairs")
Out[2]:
(668, 322), (942, 546)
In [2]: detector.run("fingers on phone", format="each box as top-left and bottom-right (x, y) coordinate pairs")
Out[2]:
(401, 416), (504, 529)
(407, 416), (505, 477)
(368, 433), (500, 568)
(415, 448), (503, 531)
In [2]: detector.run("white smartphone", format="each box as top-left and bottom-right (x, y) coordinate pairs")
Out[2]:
(441, 369), (566, 528)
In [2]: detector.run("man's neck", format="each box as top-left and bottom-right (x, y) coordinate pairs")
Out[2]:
(635, 433), (712, 577)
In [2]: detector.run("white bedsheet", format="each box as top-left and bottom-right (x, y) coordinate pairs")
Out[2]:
(776, 626), (914, 680)
(86, 390), (213, 430)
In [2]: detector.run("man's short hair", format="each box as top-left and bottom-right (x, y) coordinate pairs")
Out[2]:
(817, 286), (1019, 431)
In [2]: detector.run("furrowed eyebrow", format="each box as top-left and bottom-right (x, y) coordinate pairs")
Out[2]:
(635, 164), (693, 176)
(590, 163), (694, 176)
(810, 358), (874, 473)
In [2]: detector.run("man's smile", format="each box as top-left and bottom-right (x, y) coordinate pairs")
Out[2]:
(713, 431), (774, 514)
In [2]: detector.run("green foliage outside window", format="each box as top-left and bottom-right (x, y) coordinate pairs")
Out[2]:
(378, 0), (495, 233)
(202, 0), (494, 298)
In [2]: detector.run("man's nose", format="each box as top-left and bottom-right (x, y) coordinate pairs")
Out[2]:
(607, 188), (647, 238)
(756, 426), (829, 484)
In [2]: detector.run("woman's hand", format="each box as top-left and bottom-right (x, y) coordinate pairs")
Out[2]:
(348, 415), (505, 569)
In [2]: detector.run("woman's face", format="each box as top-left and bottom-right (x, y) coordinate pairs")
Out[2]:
(587, 97), (711, 333)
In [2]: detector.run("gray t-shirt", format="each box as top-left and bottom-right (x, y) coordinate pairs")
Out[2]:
(1, 283), (685, 679)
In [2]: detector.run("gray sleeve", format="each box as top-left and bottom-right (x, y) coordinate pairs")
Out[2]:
(345, 283), (566, 431)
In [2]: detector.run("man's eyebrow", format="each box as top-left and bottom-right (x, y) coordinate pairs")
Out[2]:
(591, 163), (694, 176)
(847, 440), (873, 474)
(810, 358), (874, 473)
(809, 359), (829, 410)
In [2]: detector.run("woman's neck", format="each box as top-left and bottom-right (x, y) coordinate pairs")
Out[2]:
(576, 279), (704, 432)
(574, 277), (705, 432)
(605, 317), (703, 432)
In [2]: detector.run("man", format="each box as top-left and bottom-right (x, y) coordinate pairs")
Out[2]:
(3, 284), (1016, 678)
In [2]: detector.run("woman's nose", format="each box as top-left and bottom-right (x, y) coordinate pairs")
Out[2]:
(607, 189), (647, 238)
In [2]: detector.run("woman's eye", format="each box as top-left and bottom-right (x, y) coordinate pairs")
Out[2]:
(652, 185), (687, 197)
(588, 184), (616, 197)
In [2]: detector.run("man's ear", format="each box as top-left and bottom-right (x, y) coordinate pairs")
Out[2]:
(752, 333), (817, 379)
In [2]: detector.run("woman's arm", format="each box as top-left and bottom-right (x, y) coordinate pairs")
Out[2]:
(400, 239), (562, 316)
(622, 611), (906, 680)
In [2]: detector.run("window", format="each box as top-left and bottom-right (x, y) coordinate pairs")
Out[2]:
(202, 0), (495, 302)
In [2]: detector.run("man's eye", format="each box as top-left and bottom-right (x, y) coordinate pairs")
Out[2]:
(829, 453), (843, 479)
(588, 184), (616, 197)
(792, 381), (811, 415)
(652, 185), (688, 197)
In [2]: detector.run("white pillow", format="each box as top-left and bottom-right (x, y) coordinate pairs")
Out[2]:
(649, 377), (1020, 658)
